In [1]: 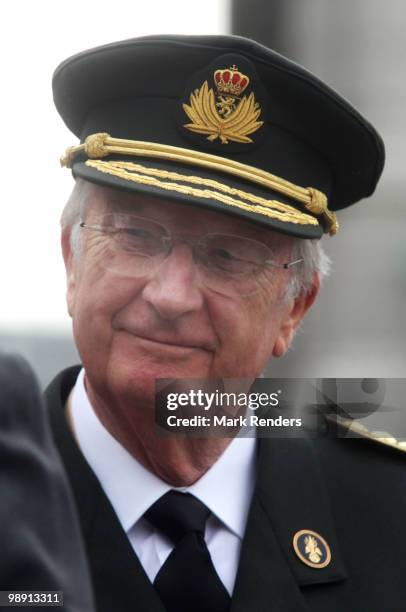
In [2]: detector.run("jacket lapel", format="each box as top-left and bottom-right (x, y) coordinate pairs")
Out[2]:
(46, 368), (166, 612)
(231, 437), (348, 611)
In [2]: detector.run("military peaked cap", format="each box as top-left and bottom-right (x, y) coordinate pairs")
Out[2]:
(54, 35), (385, 238)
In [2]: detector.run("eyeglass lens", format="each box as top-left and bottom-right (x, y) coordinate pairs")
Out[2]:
(82, 213), (290, 296)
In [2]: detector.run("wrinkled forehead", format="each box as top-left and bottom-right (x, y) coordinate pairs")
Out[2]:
(82, 182), (295, 248)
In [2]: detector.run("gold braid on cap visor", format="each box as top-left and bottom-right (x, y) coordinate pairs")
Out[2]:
(61, 133), (338, 235)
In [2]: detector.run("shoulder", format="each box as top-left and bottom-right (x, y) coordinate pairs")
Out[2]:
(0, 352), (45, 434)
(0, 352), (39, 404)
(44, 365), (82, 408)
(0, 357), (95, 609)
(311, 425), (406, 517)
(326, 415), (406, 454)
(315, 416), (406, 467)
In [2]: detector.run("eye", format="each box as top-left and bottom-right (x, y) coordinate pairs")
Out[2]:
(206, 247), (255, 275)
(114, 226), (157, 253)
(212, 248), (235, 261)
(123, 227), (153, 239)
(107, 216), (167, 256)
(200, 234), (271, 277)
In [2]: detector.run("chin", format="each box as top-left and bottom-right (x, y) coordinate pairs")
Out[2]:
(108, 357), (212, 405)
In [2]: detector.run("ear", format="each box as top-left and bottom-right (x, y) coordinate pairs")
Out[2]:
(61, 228), (77, 317)
(272, 273), (320, 358)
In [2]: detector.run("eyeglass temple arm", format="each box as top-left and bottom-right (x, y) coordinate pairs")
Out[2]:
(265, 258), (303, 269)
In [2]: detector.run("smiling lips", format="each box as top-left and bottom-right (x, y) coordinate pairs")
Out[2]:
(124, 330), (216, 353)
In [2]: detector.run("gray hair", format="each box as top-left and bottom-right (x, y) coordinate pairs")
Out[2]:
(287, 238), (330, 299)
(61, 178), (330, 298)
(61, 179), (92, 254)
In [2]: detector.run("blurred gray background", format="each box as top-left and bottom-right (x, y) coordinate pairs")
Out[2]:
(233, 0), (406, 379)
(1, 0), (405, 387)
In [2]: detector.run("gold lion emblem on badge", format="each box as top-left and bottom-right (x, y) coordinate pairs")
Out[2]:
(183, 65), (264, 144)
(292, 530), (332, 569)
(304, 535), (323, 564)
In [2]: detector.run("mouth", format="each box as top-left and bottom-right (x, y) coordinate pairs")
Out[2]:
(122, 330), (215, 353)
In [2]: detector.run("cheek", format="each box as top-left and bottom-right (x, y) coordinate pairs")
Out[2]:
(71, 264), (143, 369)
(206, 284), (287, 377)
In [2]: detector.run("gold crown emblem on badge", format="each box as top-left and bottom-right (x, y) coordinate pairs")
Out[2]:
(214, 65), (250, 97)
(183, 65), (263, 145)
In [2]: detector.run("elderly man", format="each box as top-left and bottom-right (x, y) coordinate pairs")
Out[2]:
(46, 35), (406, 612)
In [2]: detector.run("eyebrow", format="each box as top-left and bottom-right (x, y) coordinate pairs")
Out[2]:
(104, 197), (145, 214)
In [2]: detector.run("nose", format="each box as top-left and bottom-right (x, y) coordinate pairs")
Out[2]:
(141, 242), (204, 320)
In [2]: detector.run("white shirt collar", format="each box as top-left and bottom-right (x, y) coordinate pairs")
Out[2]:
(70, 369), (257, 539)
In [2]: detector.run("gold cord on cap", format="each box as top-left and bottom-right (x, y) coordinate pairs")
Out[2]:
(60, 133), (338, 235)
(85, 159), (319, 227)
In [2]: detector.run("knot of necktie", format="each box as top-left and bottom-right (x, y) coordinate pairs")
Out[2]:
(144, 490), (210, 544)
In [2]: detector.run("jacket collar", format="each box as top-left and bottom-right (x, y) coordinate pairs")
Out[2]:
(231, 436), (348, 611)
(45, 367), (166, 612)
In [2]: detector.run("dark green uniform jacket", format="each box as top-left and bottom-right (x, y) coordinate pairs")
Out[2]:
(46, 367), (406, 612)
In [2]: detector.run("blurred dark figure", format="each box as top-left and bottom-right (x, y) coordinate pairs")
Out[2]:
(0, 353), (94, 611)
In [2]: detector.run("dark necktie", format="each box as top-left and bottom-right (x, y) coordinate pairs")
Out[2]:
(144, 490), (230, 612)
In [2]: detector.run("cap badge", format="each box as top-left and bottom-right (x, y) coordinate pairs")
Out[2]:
(183, 65), (263, 145)
(292, 530), (332, 569)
